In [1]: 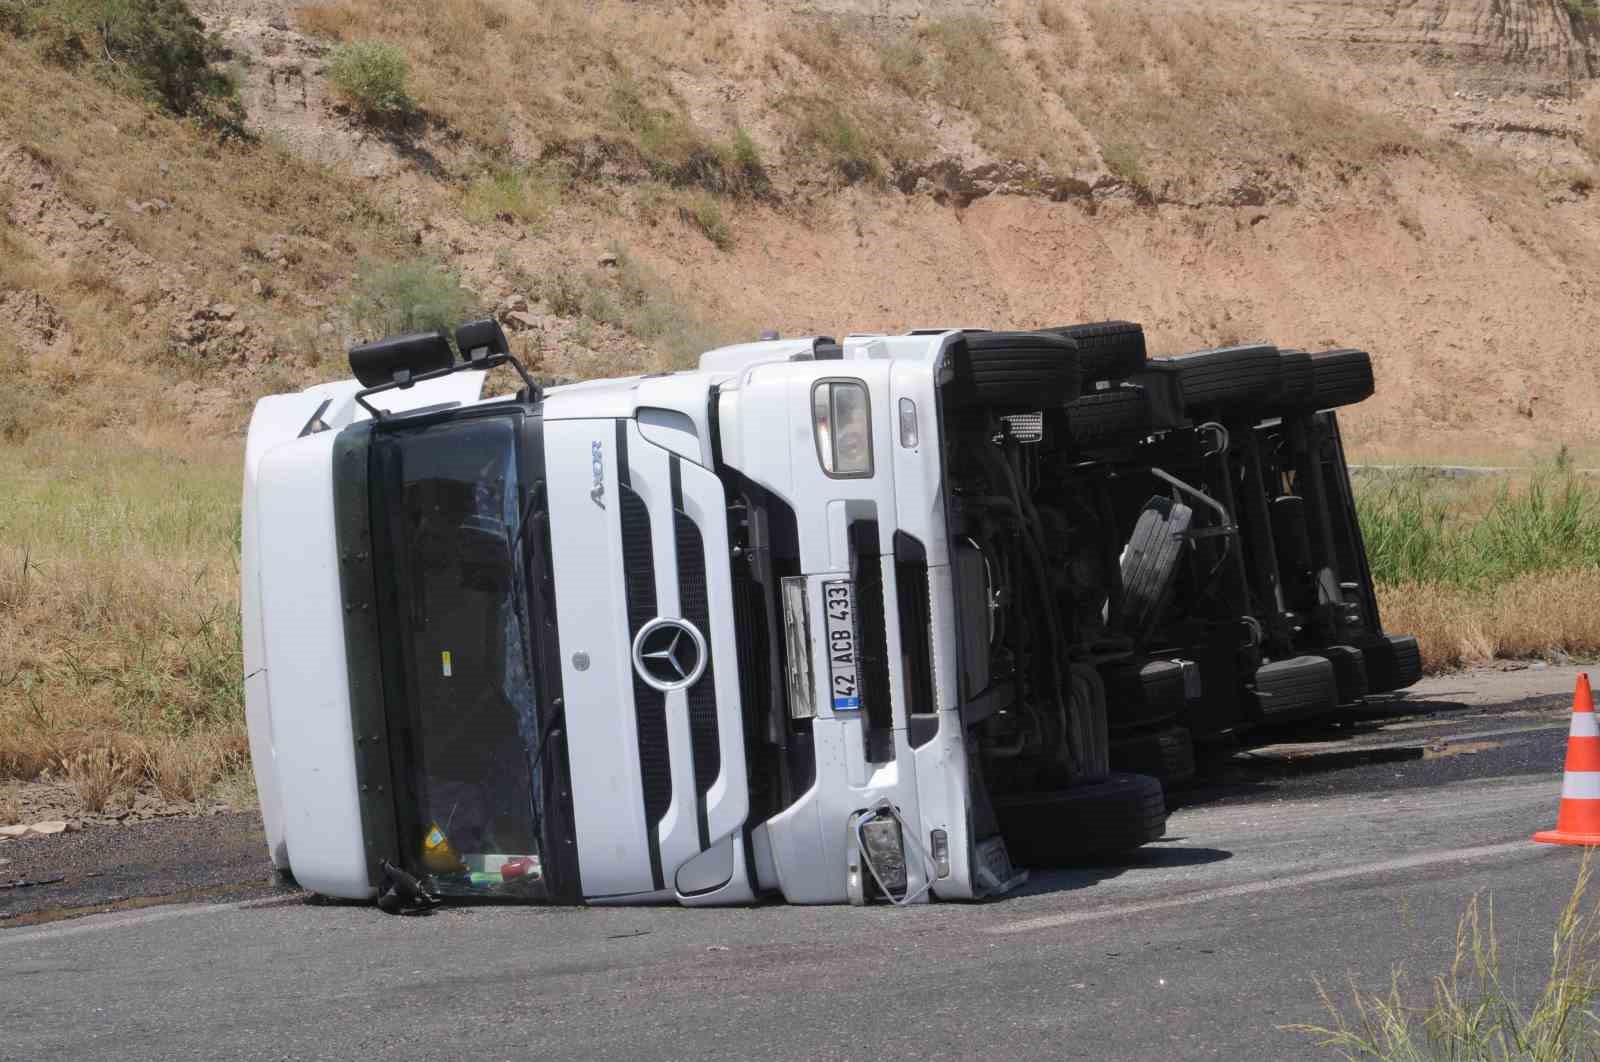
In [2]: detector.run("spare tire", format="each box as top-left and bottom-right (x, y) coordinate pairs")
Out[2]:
(993, 773), (1167, 865)
(1067, 384), (1152, 444)
(1304, 348), (1375, 410)
(1043, 320), (1146, 385)
(1153, 344), (1281, 415)
(947, 331), (1081, 408)
(1120, 497), (1193, 641)
(1251, 655), (1338, 723)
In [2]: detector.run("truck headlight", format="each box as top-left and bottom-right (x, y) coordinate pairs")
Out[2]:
(812, 379), (873, 477)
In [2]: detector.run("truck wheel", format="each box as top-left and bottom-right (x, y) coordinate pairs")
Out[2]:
(1111, 725), (1197, 787)
(1357, 634), (1422, 693)
(993, 773), (1167, 866)
(1153, 344), (1281, 415)
(1313, 644), (1369, 704)
(1067, 384), (1152, 443)
(948, 331), (1082, 408)
(1278, 348), (1316, 407)
(1103, 657), (1186, 730)
(1120, 497), (1193, 641)
(1042, 320), (1146, 386)
(1305, 348), (1374, 410)
(1250, 655), (1338, 723)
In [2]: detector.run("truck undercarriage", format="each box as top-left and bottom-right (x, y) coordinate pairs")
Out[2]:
(929, 327), (1417, 867)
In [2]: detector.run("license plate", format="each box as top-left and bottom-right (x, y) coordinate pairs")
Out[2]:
(822, 579), (860, 711)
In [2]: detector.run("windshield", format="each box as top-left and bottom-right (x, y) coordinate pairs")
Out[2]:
(370, 412), (554, 899)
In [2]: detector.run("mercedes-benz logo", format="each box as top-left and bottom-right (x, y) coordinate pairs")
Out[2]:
(631, 617), (708, 692)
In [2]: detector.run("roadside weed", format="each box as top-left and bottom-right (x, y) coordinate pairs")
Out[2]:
(1294, 856), (1600, 1059)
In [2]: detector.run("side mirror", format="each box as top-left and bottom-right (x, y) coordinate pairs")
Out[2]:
(349, 331), (453, 388)
(454, 318), (510, 364)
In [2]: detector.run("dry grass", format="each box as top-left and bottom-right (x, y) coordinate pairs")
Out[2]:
(0, 787), (20, 827)
(144, 732), (249, 803)
(0, 33), (412, 422)
(64, 747), (142, 813)
(0, 438), (243, 787)
(1034, 0), (1416, 193)
(1585, 93), (1600, 164)
(293, 0), (753, 182)
(1378, 569), (1600, 673)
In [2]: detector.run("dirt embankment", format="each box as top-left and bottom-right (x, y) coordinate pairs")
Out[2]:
(1, 0), (1598, 458)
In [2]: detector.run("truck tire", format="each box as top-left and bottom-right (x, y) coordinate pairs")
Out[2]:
(1152, 344), (1281, 415)
(1043, 320), (1146, 385)
(1358, 634), (1422, 693)
(948, 331), (1081, 408)
(1103, 658), (1186, 730)
(1111, 725), (1197, 787)
(1067, 384), (1151, 443)
(1120, 497), (1193, 641)
(1278, 349), (1316, 407)
(1250, 655), (1338, 723)
(1305, 348), (1375, 410)
(1313, 644), (1370, 704)
(993, 773), (1167, 866)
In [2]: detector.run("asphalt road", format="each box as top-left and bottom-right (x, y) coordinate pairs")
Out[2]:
(1, 665), (1593, 1061)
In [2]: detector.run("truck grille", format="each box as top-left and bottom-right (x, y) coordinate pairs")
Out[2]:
(672, 459), (719, 853)
(618, 429), (669, 892)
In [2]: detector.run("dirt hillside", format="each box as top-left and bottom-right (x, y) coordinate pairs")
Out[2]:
(3, 0), (1600, 459)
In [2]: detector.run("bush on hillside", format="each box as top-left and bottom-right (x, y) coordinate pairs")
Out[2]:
(328, 40), (412, 120)
(346, 258), (479, 340)
(3, 0), (239, 121)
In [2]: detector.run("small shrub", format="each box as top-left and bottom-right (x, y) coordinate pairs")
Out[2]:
(716, 128), (769, 196)
(10, 0), (239, 121)
(328, 40), (412, 119)
(346, 257), (480, 339)
(1102, 141), (1146, 187)
(728, 128), (761, 172)
(680, 192), (733, 250)
(880, 40), (928, 95)
(461, 166), (559, 226)
(786, 97), (880, 182)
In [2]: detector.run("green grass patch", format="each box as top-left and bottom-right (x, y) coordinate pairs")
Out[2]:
(680, 191), (732, 250)
(345, 256), (481, 340)
(1356, 473), (1600, 588)
(461, 165), (560, 226)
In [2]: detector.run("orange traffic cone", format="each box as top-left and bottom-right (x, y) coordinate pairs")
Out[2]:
(1534, 673), (1600, 847)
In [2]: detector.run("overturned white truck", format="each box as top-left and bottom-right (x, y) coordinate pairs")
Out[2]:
(243, 321), (1416, 909)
